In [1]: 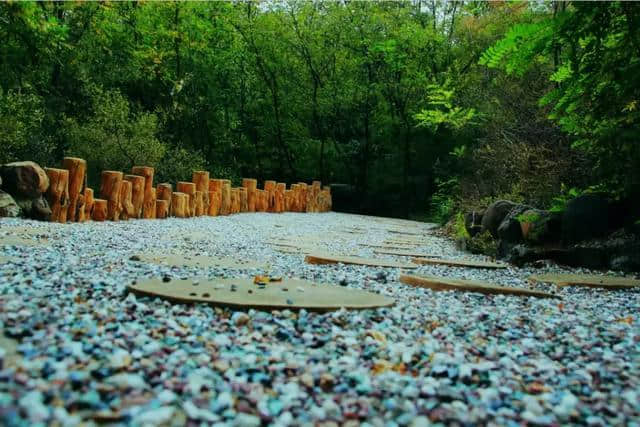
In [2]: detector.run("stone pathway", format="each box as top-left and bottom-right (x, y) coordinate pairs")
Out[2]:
(0, 213), (638, 425)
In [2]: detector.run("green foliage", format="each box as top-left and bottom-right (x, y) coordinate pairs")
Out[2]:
(415, 83), (476, 131)
(481, 2), (640, 198)
(0, 88), (54, 165)
(453, 211), (470, 240)
(428, 177), (459, 224)
(467, 231), (498, 258)
(63, 85), (166, 185)
(516, 211), (542, 224)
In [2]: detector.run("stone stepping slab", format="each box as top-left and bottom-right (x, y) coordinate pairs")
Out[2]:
(131, 253), (266, 270)
(529, 273), (640, 290)
(411, 257), (508, 269)
(0, 235), (48, 247)
(127, 277), (394, 312)
(373, 249), (442, 258)
(305, 252), (418, 269)
(399, 274), (558, 298)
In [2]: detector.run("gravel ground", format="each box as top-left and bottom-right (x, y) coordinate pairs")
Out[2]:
(0, 213), (639, 426)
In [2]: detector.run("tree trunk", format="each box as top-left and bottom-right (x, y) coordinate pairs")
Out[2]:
(119, 179), (135, 220)
(157, 183), (173, 216)
(242, 178), (257, 212)
(171, 192), (188, 218)
(62, 157), (86, 222)
(92, 199), (108, 221)
(176, 181), (196, 217)
(192, 171), (210, 214)
(100, 171), (123, 221)
(44, 167), (69, 223)
(124, 174), (145, 218)
(131, 166), (154, 219)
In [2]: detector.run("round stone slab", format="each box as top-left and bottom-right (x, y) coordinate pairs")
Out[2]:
(305, 252), (418, 269)
(411, 257), (508, 269)
(132, 253), (266, 270)
(127, 277), (395, 312)
(529, 273), (640, 290)
(400, 274), (558, 299)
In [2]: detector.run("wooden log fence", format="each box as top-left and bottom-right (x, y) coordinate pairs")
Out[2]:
(35, 157), (331, 222)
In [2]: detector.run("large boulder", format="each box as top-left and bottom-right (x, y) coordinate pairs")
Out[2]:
(15, 196), (51, 221)
(0, 190), (21, 217)
(562, 194), (609, 243)
(0, 161), (49, 199)
(464, 210), (484, 237)
(481, 200), (518, 238)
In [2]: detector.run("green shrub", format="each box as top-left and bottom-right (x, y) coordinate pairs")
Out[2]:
(467, 231), (498, 257)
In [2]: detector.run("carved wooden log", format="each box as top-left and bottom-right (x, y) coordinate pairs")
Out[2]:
(298, 183), (308, 212)
(229, 188), (237, 214)
(176, 181), (196, 217)
(239, 187), (248, 212)
(233, 188), (242, 213)
(285, 189), (293, 211)
(195, 191), (204, 216)
(319, 188), (332, 212)
(44, 168), (69, 223)
(192, 171), (210, 214)
(100, 171), (123, 221)
(62, 157), (86, 222)
(131, 166), (154, 219)
(275, 183), (286, 213)
(290, 184), (299, 212)
(92, 199), (108, 221)
(219, 179), (231, 215)
(84, 188), (94, 219)
(256, 189), (267, 212)
(172, 192), (188, 218)
(119, 180), (135, 220)
(207, 189), (221, 216)
(76, 194), (86, 222)
(263, 180), (276, 212)
(242, 178), (257, 212)
(157, 183), (172, 216)
(306, 180), (321, 213)
(123, 175), (145, 218)
(156, 199), (169, 219)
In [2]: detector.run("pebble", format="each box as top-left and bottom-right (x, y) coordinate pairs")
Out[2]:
(0, 214), (638, 425)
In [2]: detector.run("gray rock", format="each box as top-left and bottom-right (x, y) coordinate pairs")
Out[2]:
(465, 210), (484, 237)
(15, 196), (51, 221)
(0, 190), (21, 217)
(562, 194), (609, 243)
(481, 200), (518, 238)
(0, 161), (49, 199)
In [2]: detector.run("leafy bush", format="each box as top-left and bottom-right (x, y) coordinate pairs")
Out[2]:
(63, 85), (166, 186)
(467, 231), (498, 258)
(0, 88), (55, 166)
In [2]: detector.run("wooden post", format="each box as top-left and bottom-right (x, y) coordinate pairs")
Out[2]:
(62, 157), (86, 222)
(297, 183), (308, 212)
(44, 168), (69, 223)
(275, 183), (286, 213)
(172, 192), (188, 218)
(242, 178), (257, 212)
(119, 180), (135, 220)
(131, 166), (154, 219)
(219, 179), (231, 215)
(285, 189), (293, 212)
(176, 182), (196, 217)
(319, 187), (332, 212)
(195, 190), (204, 216)
(124, 175), (145, 218)
(256, 189), (266, 212)
(100, 171), (123, 221)
(290, 184), (299, 212)
(156, 199), (169, 219)
(192, 171), (210, 215)
(208, 179), (222, 216)
(264, 180), (276, 212)
(84, 188), (94, 220)
(76, 194), (86, 222)
(239, 187), (248, 212)
(157, 183), (172, 216)
(92, 199), (108, 221)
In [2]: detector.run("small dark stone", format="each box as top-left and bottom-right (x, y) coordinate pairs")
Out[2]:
(339, 278), (348, 286)
(129, 255), (141, 261)
(162, 276), (171, 283)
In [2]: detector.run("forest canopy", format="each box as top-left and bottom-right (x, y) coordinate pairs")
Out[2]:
(1, 1), (638, 220)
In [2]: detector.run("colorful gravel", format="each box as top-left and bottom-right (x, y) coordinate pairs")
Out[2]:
(0, 213), (639, 426)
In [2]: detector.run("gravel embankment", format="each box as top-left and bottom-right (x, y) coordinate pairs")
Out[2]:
(0, 213), (638, 426)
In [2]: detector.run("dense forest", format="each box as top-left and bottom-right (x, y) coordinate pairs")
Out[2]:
(1, 1), (638, 221)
